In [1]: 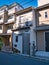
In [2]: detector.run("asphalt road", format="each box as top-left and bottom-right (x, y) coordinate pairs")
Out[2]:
(0, 52), (49, 65)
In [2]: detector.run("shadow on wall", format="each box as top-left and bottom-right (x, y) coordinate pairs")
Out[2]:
(0, 37), (3, 50)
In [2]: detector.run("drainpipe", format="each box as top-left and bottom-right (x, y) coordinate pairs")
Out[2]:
(12, 32), (13, 52)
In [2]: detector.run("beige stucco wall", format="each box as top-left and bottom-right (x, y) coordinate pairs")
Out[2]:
(36, 31), (45, 51)
(37, 8), (49, 26)
(38, 0), (49, 6)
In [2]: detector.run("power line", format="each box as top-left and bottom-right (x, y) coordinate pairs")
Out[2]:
(19, 0), (34, 4)
(19, 0), (27, 3)
(21, 0), (34, 5)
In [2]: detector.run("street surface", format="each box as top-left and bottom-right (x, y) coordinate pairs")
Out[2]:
(0, 52), (49, 65)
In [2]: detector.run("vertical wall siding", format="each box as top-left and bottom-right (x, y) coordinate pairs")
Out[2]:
(37, 31), (45, 51)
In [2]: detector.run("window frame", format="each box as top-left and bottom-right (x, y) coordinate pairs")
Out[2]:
(45, 12), (48, 18)
(16, 36), (18, 42)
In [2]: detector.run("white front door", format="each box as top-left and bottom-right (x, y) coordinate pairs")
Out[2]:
(18, 34), (22, 53)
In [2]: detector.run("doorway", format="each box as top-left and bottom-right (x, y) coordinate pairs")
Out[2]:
(22, 33), (30, 55)
(45, 32), (49, 52)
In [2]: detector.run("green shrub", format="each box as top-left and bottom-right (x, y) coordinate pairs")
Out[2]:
(0, 43), (3, 51)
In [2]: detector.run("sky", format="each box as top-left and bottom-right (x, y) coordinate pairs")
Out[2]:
(0, 0), (38, 8)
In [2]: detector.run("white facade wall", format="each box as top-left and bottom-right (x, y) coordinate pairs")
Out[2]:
(15, 11), (33, 28)
(38, 0), (49, 6)
(7, 16), (15, 23)
(0, 3), (23, 34)
(8, 5), (23, 15)
(0, 26), (3, 33)
(0, 30), (3, 33)
(13, 31), (22, 53)
(0, 10), (4, 15)
(30, 10), (36, 55)
(7, 29), (12, 33)
(13, 10), (36, 55)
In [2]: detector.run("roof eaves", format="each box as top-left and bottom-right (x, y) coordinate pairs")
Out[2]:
(15, 7), (35, 15)
(36, 3), (49, 10)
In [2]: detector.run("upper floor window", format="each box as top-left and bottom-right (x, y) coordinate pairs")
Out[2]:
(7, 25), (13, 29)
(45, 12), (48, 18)
(8, 15), (14, 19)
(0, 26), (2, 29)
(25, 22), (28, 26)
(0, 16), (3, 20)
(19, 16), (25, 23)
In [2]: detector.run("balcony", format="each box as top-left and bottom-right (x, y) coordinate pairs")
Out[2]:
(6, 25), (13, 33)
(12, 21), (33, 31)
(8, 8), (16, 15)
(0, 10), (4, 16)
(0, 26), (3, 33)
(18, 21), (33, 28)
(0, 30), (3, 33)
(0, 19), (4, 24)
(0, 13), (4, 24)
(5, 15), (15, 24)
(7, 29), (12, 33)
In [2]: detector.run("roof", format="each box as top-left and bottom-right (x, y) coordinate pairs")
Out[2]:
(36, 3), (49, 10)
(0, 5), (8, 10)
(9, 2), (24, 9)
(15, 7), (35, 15)
(0, 2), (24, 11)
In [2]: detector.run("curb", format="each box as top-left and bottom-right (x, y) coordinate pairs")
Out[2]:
(1, 51), (49, 61)
(0, 51), (13, 54)
(17, 53), (49, 61)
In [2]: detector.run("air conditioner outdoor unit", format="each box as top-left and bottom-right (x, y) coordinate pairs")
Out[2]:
(25, 21), (32, 27)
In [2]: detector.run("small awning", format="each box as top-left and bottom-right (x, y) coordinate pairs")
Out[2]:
(34, 26), (49, 31)
(12, 26), (30, 31)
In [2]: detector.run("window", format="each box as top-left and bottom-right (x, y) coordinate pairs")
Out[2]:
(20, 16), (25, 23)
(45, 12), (48, 18)
(8, 25), (13, 29)
(0, 16), (3, 20)
(25, 22), (28, 26)
(16, 36), (18, 42)
(8, 15), (13, 19)
(0, 26), (2, 29)
(0, 17), (2, 20)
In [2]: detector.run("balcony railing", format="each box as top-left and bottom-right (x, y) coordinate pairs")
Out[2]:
(0, 30), (3, 33)
(7, 29), (12, 33)
(0, 10), (4, 15)
(8, 17), (15, 23)
(5, 16), (15, 24)
(0, 19), (4, 24)
(8, 8), (16, 15)
(18, 21), (33, 28)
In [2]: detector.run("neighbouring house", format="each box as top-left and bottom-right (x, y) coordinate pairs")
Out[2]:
(12, 7), (36, 55)
(0, 2), (23, 51)
(35, 3), (49, 57)
(0, 0), (49, 57)
(38, 0), (49, 6)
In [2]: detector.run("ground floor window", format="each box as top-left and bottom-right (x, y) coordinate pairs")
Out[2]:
(16, 36), (18, 42)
